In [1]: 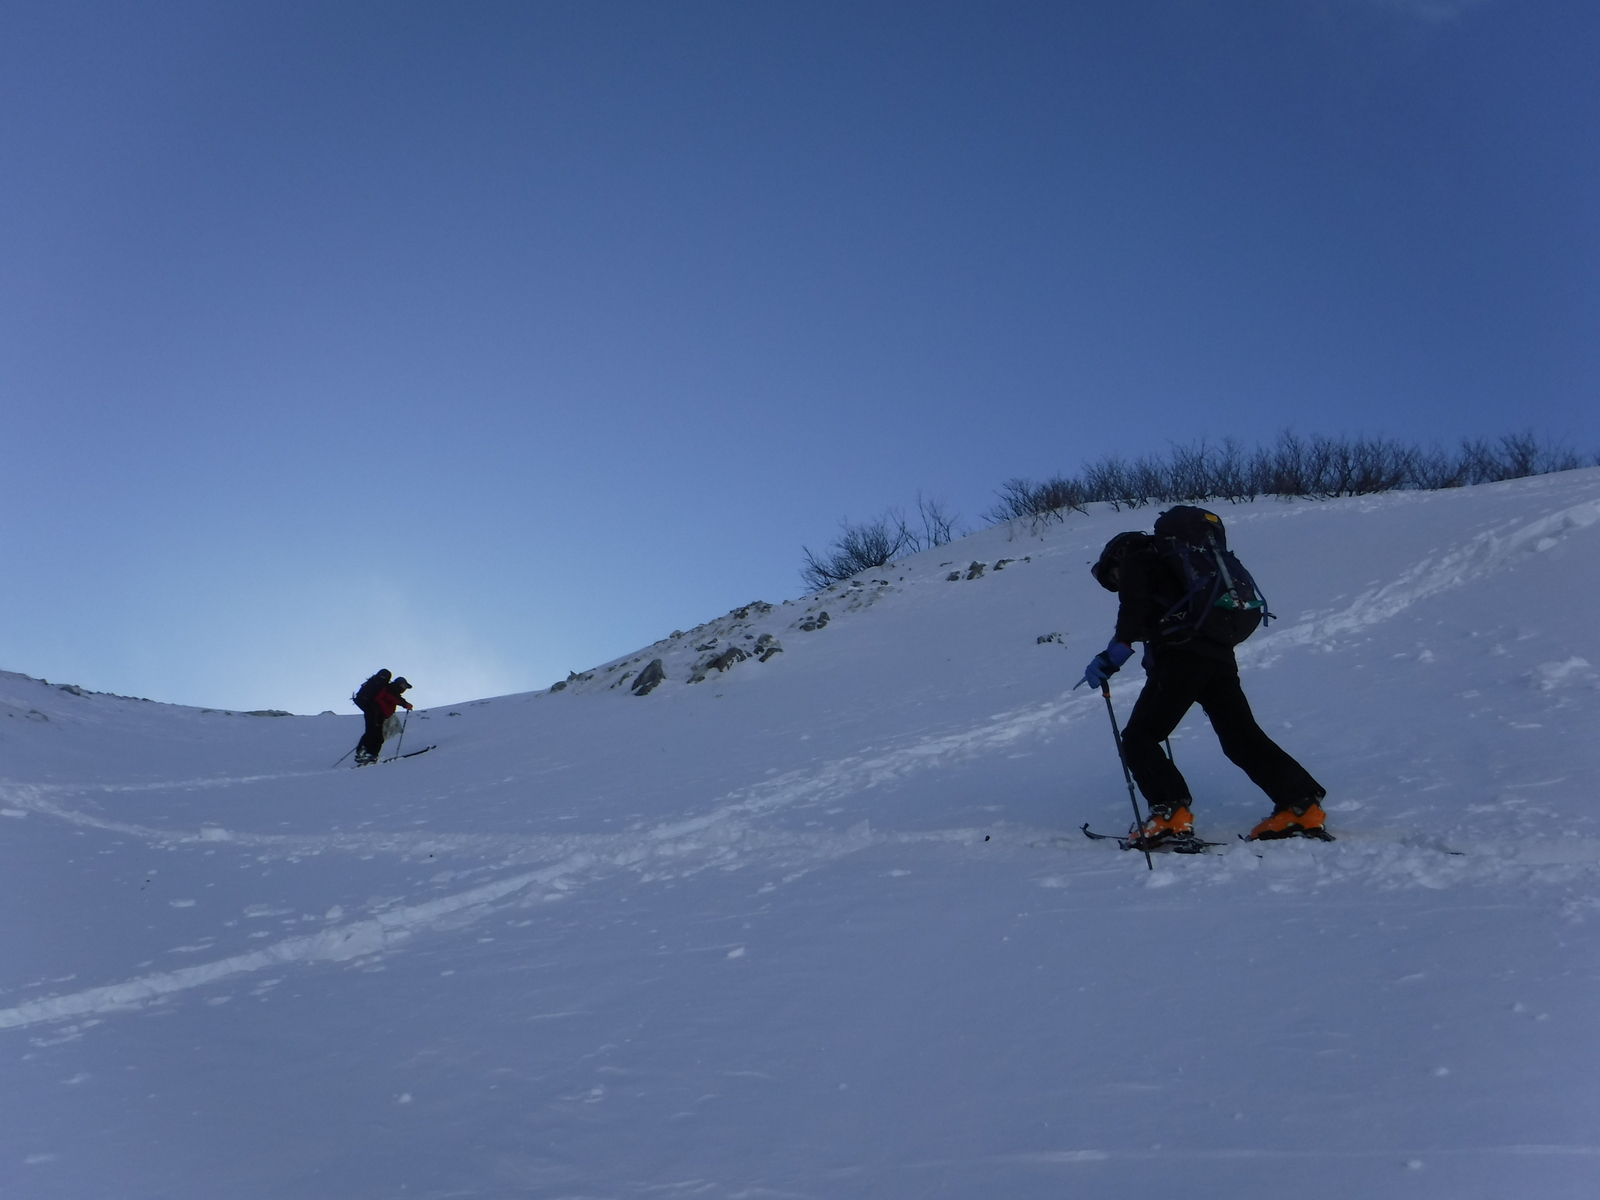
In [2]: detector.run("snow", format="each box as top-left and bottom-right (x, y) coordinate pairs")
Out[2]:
(4, 469), (1600, 1198)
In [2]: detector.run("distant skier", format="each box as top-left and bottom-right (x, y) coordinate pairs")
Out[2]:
(1082, 506), (1329, 848)
(352, 670), (414, 765)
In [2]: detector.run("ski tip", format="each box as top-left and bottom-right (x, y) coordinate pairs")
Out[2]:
(368, 745), (439, 765)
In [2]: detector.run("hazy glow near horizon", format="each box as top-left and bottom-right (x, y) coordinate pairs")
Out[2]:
(2, 0), (1596, 713)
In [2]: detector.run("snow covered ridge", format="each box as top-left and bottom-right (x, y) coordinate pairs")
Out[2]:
(550, 465), (1600, 708)
(547, 554), (1036, 697)
(0, 668), (296, 722)
(548, 599), (793, 696)
(4, 469), (1600, 1198)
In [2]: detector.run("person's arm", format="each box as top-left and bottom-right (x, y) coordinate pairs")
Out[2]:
(1113, 552), (1155, 647)
(1080, 553), (1148, 689)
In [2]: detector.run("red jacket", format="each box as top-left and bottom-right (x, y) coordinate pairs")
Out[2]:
(374, 687), (413, 719)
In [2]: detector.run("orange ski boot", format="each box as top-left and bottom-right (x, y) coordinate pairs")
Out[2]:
(1129, 803), (1197, 850)
(1247, 800), (1334, 842)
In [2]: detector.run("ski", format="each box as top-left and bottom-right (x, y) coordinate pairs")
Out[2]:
(353, 745), (437, 767)
(1080, 823), (1123, 842)
(1080, 822), (1224, 854)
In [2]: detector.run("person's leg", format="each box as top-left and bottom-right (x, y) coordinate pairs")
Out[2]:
(1195, 662), (1323, 807)
(358, 712), (385, 761)
(1121, 651), (1206, 810)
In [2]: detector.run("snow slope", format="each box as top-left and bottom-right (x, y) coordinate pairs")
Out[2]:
(3, 469), (1600, 1200)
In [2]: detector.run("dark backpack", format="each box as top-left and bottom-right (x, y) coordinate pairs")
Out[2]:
(1149, 506), (1273, 647)
(352, 672), (388, 712)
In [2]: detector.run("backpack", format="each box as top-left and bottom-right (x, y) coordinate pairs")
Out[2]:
(352, 672), (388, 712)
(1149, 506), (1273, 647)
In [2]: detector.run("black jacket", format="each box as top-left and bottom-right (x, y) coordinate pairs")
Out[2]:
(1113, 547), (1234, 664)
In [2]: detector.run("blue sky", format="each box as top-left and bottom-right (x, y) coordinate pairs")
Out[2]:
(2, 0), (1596, 713)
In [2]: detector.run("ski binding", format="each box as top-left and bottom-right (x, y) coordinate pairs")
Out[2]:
(1081, 822), (1223, 854)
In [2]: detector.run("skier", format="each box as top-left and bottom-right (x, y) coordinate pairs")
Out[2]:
(1083, 513), (1329, 847)
(353, 670), (414, 765)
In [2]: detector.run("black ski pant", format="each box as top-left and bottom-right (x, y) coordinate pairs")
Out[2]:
(1121, 647), (1323, 812)
(358, 710), (386, 759)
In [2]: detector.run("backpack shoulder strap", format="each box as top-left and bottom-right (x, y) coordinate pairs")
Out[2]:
(1153, 537), (1223, 629)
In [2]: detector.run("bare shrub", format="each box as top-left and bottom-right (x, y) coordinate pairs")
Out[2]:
(799, 496), (963, 590)
(981, 430), (1597, 524)
(987, 476), (1087, 524)
(912, 493), (962, 549)
(801, 515), (913, 590)
(804, 431), (1595, 584)
(1455, 432), (1587, 484)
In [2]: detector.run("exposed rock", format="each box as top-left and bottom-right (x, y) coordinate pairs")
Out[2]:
(631, 659), (667, 696)
(549, 681), (568, 692)
(798, 610), (830, 632)
(708, 647), (748, 673)
(965, 562), (986, 580)
(1037, 632), (1064, 645)
(946, 572), (962, 581)
(755, 633), (783, 662)
(245, 710), (292, 717)
(995, 559), (1015, 570)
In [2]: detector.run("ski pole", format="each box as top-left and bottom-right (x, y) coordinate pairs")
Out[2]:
(1102, 683), (1153, 871)
(388, 710), (409, 762)
(332, 743), (358, 769)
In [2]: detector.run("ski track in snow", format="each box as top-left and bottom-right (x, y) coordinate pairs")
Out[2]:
(0, 688), (1093, 859)
(977, 1144), (1600, 1166)
(0, 859), (589, 1031)
(4, 491), (1600, 1035)
(0, 697), (1100, 1031)
(1243, 495), (1600, 666)
(983, 1144), (1600, 1163)
(6, 735), (1598, 1033)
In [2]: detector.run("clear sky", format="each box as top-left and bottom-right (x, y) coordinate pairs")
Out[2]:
(2, 0), (1596, 714)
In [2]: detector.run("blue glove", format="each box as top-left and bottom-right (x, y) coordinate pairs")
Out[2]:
(1080, 640), (1134, 690)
